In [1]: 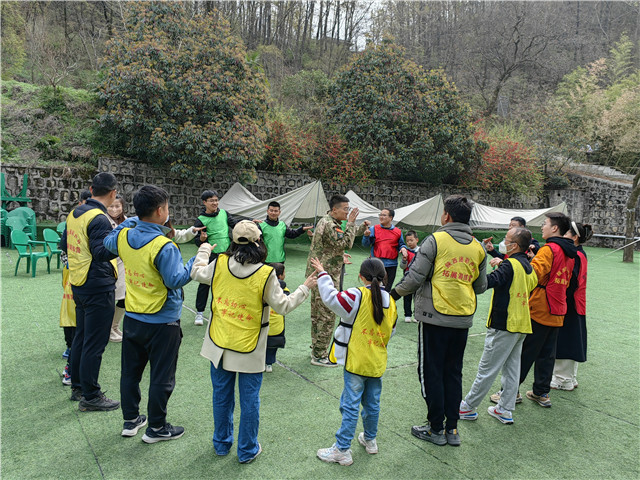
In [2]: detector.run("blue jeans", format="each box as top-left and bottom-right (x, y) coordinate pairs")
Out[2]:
(335, 370), (382, 450)
(210, 362), (262, 462)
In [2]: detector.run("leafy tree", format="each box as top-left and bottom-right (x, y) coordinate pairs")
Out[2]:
(326, 39), (479, 183)
(1, 2), (26, 80)
(460, 122), (543, 195)
(99, 2), (268, 178)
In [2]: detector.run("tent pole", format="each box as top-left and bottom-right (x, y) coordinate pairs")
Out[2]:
(313, 180), (321, 227)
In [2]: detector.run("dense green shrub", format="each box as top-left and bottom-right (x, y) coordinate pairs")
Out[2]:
(99, 3), (268, 178)
(327, 39), (480, 183)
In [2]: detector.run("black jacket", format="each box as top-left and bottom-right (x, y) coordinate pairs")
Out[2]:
(60, 199), (118, 294)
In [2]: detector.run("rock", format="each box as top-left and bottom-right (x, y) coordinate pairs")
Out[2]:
(71, 146), (93, 162)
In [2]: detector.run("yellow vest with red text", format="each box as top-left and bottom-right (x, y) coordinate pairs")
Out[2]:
(268, 286), (290, 337)
(329, 287), (397, 378)
(66, 208), (117, 286)
(209, 255), (273, 353)
(117, 228), (172, 314)
(431, 231), (485, 316)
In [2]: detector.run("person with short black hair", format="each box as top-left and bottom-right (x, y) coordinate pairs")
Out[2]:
(104, 185), (196, 443)
(399, 230), (419, 323)
(492, 211), (577, 408)
(79, 190), (92, 203)
(459, 227), (538, 425)
(483, 216), (540, 264)
(305, 195), (370, 367)
(362, 208), (407, 292)
(191, 220), (316, 464)
(390, 194), (487, 447)
(192, 189), (240, 326)
(265, 262), (289, 372)
(256, 201), (313, 263)
(60, 172), (120, 411)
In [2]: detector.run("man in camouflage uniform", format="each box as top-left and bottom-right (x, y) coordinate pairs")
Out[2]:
(306, 194), (370, 366)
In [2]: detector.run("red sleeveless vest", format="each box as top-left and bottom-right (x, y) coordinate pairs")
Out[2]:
(542, 242), (575, 316)
(574, 249), (587, 316)
(373, 225), (402, 260)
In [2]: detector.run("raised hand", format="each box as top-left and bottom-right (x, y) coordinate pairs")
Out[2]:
(309, 257), (325, 273)
(348, 207), (360, 223)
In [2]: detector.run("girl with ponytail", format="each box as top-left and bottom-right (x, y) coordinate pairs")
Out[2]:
(309, 256), (397, 466)
(553, 222), (593, 390)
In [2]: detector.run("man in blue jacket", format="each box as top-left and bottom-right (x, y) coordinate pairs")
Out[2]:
(104, 185), (195, 443)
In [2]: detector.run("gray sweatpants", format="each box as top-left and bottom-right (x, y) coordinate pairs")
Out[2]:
(464, 328), (526, 413)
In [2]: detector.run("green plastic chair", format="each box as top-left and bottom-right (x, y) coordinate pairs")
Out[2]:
(5, 216), (32, 248)
(43, 228), (62, 269)
(10, 230), (50, 277)
(7, 207), (36, 240)
(1, 208), (7, 247)
(56, 221), (66, 235)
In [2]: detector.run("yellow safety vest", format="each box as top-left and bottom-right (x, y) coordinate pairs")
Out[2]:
(66, 207), (117, 286)
(209, 255), (273, 353)
(431, 231), (485, 316)
(117, 228), (172, 314)
(487, 258), (538, 334)
(329, 287), (397, 378)
(268, 286), (290, 337)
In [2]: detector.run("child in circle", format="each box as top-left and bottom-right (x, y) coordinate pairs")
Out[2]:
(310, 256), (397, 466)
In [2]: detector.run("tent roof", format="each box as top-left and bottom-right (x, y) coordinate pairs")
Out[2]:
(393, 194), (444, 230)
(219, 181), (329, 225)
(469, 202), (568, 229)
(344, 190), (381, 224)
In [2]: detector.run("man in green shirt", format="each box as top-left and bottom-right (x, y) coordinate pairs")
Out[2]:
(193, 190), (239, 326)
(257, 201), (313, 263)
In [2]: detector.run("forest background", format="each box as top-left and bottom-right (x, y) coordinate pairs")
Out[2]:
(1, 1), (639, 198)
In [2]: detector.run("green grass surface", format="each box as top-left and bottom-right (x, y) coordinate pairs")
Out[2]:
(1, 240), (639, 479)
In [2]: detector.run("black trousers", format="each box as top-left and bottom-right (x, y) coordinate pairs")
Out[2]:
(417, 322), (468, 431)
(63, 326), (76, 349)
(70, 289), (115, 400)
(403, 294), (414, 317)
(120, 316), (182, 428)
(519, 319), (559, 396)
(384, 265), (397, 293)
(195, 252), (218, 312)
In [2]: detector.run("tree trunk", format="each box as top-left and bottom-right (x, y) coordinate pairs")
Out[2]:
(622, 171), (640, 263)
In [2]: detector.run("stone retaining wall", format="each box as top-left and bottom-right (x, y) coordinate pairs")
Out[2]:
(2, 157), (638, 249)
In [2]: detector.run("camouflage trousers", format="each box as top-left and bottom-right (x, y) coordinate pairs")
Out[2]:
(310, 269), (340, 359)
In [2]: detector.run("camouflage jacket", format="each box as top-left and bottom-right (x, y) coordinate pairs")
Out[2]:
(306, 214), (367, 276)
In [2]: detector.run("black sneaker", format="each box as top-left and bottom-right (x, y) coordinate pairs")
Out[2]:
(78, 392), (120, 412)
(411, 424), (446, 446)
(122, 415), (148, 437)
(142, 423), (185, 444)
(70, 388), (83, 402)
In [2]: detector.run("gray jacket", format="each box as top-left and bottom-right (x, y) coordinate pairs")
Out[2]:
(392, 222), (488, 329)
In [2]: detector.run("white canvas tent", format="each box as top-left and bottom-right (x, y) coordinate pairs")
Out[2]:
(469, 202), (568, 229)
(344, 190), (381, 224)
(393, 194), (445, 230)
(218, 181), (330, 225)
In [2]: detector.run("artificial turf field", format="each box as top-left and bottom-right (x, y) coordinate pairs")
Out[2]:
(1, 238), (638, 479)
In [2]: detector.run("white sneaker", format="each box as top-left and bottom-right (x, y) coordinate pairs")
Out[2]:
(265, 364), (273, 373)
(404, 316), (412, 323)
(317, 444), (353, 466)
(488, 405), (514, 424)
(194, 312), (204, 326)
(357, 432), (378, 454)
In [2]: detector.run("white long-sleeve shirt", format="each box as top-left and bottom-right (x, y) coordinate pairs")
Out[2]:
(316, 271), (396, 366)
(191, 244), (310, 372)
